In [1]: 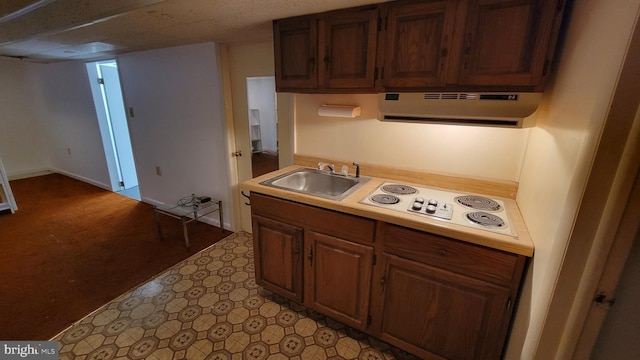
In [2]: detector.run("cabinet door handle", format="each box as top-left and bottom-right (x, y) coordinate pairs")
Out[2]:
(307, 247), (313, 264)
(463, 35), (472, 69)
(241, 191), (250, 206)
(309, 57), (315, 72)
(441, 35), (449, 58)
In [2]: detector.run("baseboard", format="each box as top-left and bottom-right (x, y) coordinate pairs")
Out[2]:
(49, 168), (111, 191)
(7, 168), (54, 180)
(8, 167), (112, 192)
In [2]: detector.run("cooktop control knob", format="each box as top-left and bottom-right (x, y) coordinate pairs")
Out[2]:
(426, 204), (437, 213)
(415, 197), (424, 203)
(428, 199), (438, 206)
(412, 202), (423, 210)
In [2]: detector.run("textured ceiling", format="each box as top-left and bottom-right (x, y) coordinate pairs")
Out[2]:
(0, 0), (387, 63)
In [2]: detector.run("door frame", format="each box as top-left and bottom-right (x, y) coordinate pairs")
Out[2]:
(536, 9), (640, 358)
(574, 162), (640, 358)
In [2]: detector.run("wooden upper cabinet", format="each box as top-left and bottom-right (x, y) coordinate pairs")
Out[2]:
(318, 7), (379, 89)
(273, 0), (565, 92)
(273, 16), (318, 90)
(459, 0), (561, 87)
(382, 0), (458, 88)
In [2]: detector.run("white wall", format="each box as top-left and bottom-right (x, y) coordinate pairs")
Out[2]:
(117, 43), (231, 229)
(30, 60), (111, 187)
(295, 93), (530, 182)
(506, 1), (640, 358)
(0, 58), (48, 178)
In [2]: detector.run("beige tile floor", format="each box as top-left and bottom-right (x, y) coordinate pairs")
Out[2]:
(53, 232), (419, 360)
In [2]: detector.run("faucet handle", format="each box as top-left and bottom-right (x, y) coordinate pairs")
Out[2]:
(352, 162), (360, 178)
(340, 165), (349, 176)
(317, 162), (334, 173)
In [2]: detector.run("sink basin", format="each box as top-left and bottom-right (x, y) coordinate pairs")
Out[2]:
(260, 168), (368, 200)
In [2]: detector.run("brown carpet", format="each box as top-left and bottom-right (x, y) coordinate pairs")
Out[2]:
(0, 173), (232, 340)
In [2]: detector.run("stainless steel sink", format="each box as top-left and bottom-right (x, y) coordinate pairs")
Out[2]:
(260, 168), (368, 200)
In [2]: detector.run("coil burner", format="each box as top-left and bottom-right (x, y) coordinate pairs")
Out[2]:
(370, 194), (400, 205)
(455, 195), (502, 212)
(382, 184), (417, 195)
(465, 211), (506, 228)
(360, 182), (515, 237)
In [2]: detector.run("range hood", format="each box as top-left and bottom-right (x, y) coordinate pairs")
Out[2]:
(378, 92), (543, 128)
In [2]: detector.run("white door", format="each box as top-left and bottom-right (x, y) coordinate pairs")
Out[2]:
(99, 63), (139, 189)
(223, 42), (294, 232)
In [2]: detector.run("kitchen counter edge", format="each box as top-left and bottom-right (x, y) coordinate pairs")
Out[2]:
(241, 165), (534, 257)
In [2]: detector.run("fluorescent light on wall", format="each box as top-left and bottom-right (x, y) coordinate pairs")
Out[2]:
(317, 104), (361, 118)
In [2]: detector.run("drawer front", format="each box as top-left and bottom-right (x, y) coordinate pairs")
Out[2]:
(383, 223), (519, 285)
(251, 192), (375, 244)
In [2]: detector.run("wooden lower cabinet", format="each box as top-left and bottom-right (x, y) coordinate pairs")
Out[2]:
(252, 214), (303, 303)
(375, 254), (511, 360)
(304, 231), (373, 330)
(250, 193), (526, 359)
(250, 192), (376, 331)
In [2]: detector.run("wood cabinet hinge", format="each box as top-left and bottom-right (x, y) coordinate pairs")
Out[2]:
(380, 66), (384, 80)
(367, 315), (372, 328)
(374, 68), (378, 81)
(594, 291), (616, 309)
(307, 246), (313, 265)
(542, 59), (550, 76)
(372, 254), (377, 266)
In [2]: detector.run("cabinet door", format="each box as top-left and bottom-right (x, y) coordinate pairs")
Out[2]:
(377, 254), (511, 360)
(252, 215), (303, 302)
(273, 16), (318, 90)
(318, 8), (378, 89)
(305, 231), (373, 330)
(459, 0), (560, 87)
(382, 0), (458, 88)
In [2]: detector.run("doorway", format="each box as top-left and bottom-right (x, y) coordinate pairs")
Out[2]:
(246, 76), (279, 177)
(86, 60), (140, 200)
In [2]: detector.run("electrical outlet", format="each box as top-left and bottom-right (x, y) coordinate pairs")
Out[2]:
(155, 166), (162, 176)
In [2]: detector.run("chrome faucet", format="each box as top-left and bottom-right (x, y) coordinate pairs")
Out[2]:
(317, 162), (334, 173)
(318, 161), (360, 178)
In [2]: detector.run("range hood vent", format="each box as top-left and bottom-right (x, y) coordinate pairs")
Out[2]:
(378, 92), (543, 128)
